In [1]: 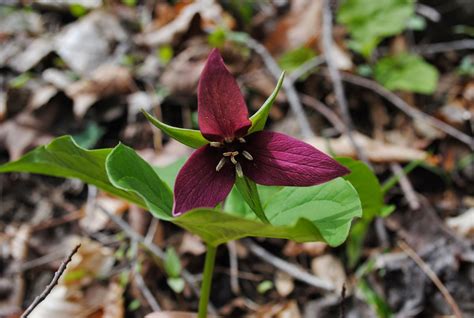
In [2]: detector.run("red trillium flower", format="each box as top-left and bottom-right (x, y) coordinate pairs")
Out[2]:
(173, 49), (350, 215)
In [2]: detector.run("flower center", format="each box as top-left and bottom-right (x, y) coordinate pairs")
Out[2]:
(211, 137), (253, 177)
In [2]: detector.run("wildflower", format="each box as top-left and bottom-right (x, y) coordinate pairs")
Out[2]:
(173, 49), (349, 215)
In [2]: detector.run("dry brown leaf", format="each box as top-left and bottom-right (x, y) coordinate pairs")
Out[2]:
(249, 300), (301, 318)
(274, 271), (294, 297)
(306, 133), (427, 163)
(283, 241), (327, 257)
(80, 193), (129, 233)
(311, 254), (346, 293)
(135, 0), (224, 47)
(446, 208), (474, 238)
(9, 37), (54, 73)
(145, 312), (199, 318)
(66, 64), (134, 118)
(55, 11), (127, 75)
(179, 233), (206, 256)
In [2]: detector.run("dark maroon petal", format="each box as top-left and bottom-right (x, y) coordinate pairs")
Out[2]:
(198, 48), (251, 142)
(241, 131), (350, 186)
(173, 145), (235, 216)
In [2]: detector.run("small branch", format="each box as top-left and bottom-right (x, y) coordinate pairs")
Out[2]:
(414, 39), (474, 55)
(300, 93), (346, 134)
(288, 56), (325, 84)
(243, 239), (335, 293)
(390, 163), (421, 210)
(339, 72), (474, 149)
(398, 240), (463, 318)
(244, 37), (314, 139)
(321, 0), (371, 166)
(21, 244), (81, 318)
(227, 241), (240, 294)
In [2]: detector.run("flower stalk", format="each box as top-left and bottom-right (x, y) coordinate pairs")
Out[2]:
(198, 244), (218, 318)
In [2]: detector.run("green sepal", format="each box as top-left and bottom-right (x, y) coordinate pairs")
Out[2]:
(142, 110), (208, 149)
(248, 72), (285, 134)
(234, 176), (269, 223)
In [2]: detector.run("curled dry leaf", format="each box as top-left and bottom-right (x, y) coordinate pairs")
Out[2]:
(66, 64), (135, 118)
(306, 133), (427, 163)
(311, 254), (346, 293)
(135, 0), (224, 47)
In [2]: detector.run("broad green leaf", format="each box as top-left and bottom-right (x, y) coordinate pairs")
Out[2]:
(374, 53), (439, 94)
(248, 72), (285, 134)
(337, 0), (414, 57)
(142, 110), (208, 149)
(0, 136), (143, 206)
(336, 157), (383, 220)
(106, 144), (173, 220)
(154, 157), (187, 189)
(278, 47), (316, 72)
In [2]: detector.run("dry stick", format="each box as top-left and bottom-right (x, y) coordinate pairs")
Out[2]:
(414, 39), (474, 55)
(340, 72), (474, 149)
(98, 205), (217, 315)
(398, 240), (463, 318)
(321, 0), (371, 166)
(227, 241), (240, 294)
(300, 93), (346, 134)
(21, 244), (81, 318)
(390, 163), (421, 210)
(243, 239), (335, 293)
(244, 37), (314, 139)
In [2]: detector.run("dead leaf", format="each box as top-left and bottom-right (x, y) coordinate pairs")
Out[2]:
(179, 233), (206, 256)
(446, 208), (474, 238)
(80, 193), (129, 233)
(55, 11), (127, 75)
(135, 0), (224, 47)
(8, 37), (54, 73)
(145, 312), (199, 318)
(283, 241), (327, 257)
(249, 301), (301, 318)
(66, 64), (135, 118)
(311, 254), (346, 293)
(306, 133), (427, 163)
(275, 271), (294, 297)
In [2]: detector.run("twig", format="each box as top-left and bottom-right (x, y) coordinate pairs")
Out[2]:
(243, 239), (335, 293)
(415, 3), (441, 22)
(131, 240), (161, 312)
(339, 72), (474, 149)
(390, 163), (421, 210)
(21, 244), (81, 318)
(96, 204), (217, 314)
(288, 56), (325, 84)
(339, 283), (346, 318)
(398, 240), (463, 318)
(300, 93), (346, 134)
(321, 0), (371, 166)
(414, 39), (474, 55)
(227, 241), (240, 294)
(244, 37), (314, 139)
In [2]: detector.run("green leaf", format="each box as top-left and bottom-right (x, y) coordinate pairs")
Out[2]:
(248, 72), (285, 134)
(154, 157), (187, 189)
(72, 121), (104, 149)
(0, 136), (143, 207)
(106, 144), (173, 220)
(337, 0), (415, 57)
(374, 53), (439, 94)
(278, 47), (316, 72)
(164, 247), (182, 278)
(167, 277), (185, 293)
(358, 279), (393, 318)
(234, 176), (269, 223)
(257, 280), (273, 294)
(336, 157), (383, 220)
(208, 27), (228, 48)
(142, 110), (208, 149)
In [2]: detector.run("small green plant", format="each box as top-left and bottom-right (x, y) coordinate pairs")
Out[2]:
(0, 49), (363, 317)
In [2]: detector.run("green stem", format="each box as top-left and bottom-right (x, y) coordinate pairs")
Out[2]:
(198, 244), (218, 318)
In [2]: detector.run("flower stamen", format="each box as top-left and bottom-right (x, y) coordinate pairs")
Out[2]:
(238, 137), (246, 143)
(242, 150), (253, 161)
(210, 142), (223, 148)
(230, 156), (238, 165)
(215, 157), (226, 172)
(235, 162), (243, 177)
(223, 151), (239, 157)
